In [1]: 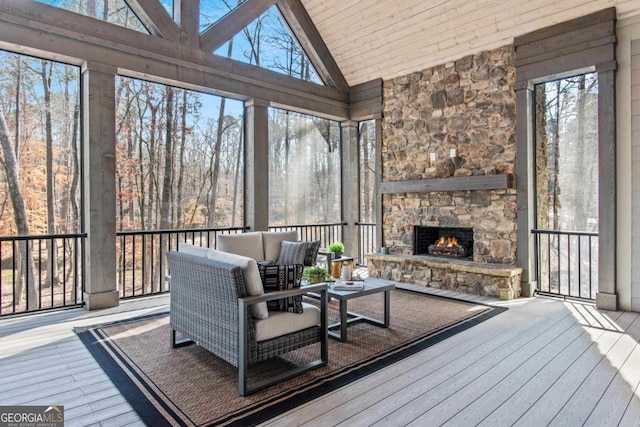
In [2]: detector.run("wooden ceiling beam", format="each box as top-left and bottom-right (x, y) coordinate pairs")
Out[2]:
(200, 0), (276, 53)
(125, 0), (180, 41)
(0, 1), (349, 119)
(276, 0), (348, 91)
(174, 0), (199, 48)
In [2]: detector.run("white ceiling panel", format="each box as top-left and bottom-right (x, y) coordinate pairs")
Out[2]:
(301, 0), (640, 86)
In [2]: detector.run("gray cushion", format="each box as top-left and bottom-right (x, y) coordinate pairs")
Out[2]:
(253, 302), (320, 342)
(178, 243), (209, 258)
(206, 248), (269, 320)
(216, 232), (265, 261)
(277, 241), (308, 265)
(263, 231), (299, 261)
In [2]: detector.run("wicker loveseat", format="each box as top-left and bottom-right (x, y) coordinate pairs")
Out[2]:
(166, 250), (328, 396)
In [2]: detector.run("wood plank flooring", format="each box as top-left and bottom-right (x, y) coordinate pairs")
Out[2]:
(1, 284), (639, 426)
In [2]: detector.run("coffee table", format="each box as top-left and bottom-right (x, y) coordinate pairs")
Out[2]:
(326, 281), (395, 342)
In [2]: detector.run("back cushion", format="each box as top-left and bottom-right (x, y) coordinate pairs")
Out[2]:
(178, 243), (209, 258)
(277, 241), (308, 265)
(206, 248), (269, 320)
(216, 232), (264, 261)
(262, 231), (299, 261)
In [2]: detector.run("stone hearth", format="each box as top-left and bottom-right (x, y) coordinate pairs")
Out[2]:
(366, 253), (522, 300)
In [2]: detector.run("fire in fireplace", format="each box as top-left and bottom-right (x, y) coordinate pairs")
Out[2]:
(429, 236), (467, 258)
(413, 226), (474, 260)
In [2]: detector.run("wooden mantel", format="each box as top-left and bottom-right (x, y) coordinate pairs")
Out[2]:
(379, 174), (514, 194)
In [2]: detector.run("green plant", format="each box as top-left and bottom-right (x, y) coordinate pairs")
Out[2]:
(328, 241), (344, 253)
(303, 265), (329, 282)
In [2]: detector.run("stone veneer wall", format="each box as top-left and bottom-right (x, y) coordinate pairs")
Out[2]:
(381, 45), (518, 264)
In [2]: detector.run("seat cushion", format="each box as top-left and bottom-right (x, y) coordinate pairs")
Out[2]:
(206, 248), (269, 320)
(277, 241), (308, 265)
(262, 231), (299, 261)
(258, 263), (304, 313)
(254, 302), (320, 342)
(216, 232), (264, 261)
(177, 242), (209, 258)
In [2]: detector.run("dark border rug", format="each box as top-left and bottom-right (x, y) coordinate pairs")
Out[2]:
(76, 289), (505, 426)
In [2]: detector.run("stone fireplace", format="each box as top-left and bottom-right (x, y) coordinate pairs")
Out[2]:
(366, 45), (522, 300)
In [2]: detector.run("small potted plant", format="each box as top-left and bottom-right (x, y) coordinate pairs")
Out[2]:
(303, 265), (330, 284)
(328, 241), (344, 258)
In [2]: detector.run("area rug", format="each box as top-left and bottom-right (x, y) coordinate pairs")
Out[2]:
(76, 288), (505, 426)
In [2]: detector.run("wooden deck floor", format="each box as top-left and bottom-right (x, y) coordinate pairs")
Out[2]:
(1, 284), (639, 426)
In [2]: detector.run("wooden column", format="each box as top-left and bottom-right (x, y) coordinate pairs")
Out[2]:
(515, 82), (537, 297)
(245, 98), (270, 231)
(596, 66), (618, 310)
(82, 62), (119, 310)
(341, 120), (359, 260)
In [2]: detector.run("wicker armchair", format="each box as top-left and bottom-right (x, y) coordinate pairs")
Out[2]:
(166, 251), (328, 396)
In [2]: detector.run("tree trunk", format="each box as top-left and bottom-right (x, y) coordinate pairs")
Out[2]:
(206, 98), (226, 227)
(574, 75), (587, 231)
(14, 57), (21, 160)
(207, 40), (234, 227)
(159, 87), (174, 292)
(41, 61), (59, 289)
(0, 106), (38, 309)
(176, 91), (187, 228)
(231, 125), (243, 227)
(160, 86), (173, 230)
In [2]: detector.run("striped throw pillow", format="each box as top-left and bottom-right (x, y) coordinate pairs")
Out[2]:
(277, 241), (308, 265)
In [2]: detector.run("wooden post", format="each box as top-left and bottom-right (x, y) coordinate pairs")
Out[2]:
(82, 62), (119, 310)
(341, 120), (359, 261)
(245, 98), (270, 232)
(515, 82), (537, 297)
(596, 66), (618, 310)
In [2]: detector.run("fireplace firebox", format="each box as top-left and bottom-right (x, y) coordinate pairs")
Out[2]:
(413, 225), (474, 259)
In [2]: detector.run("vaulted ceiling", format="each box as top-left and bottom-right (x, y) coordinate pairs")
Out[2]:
(301, 0), (640, 86)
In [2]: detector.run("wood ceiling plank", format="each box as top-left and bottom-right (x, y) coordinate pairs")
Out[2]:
(301, 0), (640, 85)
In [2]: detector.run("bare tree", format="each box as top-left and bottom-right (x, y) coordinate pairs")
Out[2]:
(0, 106), (37, 309)
(40, 60), (59, 288)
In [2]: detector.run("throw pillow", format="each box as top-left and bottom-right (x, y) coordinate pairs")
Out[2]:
(303, 240), (321, 266)
(277, 241), (308, 265)
(258, 263), (304, 313)
(206, 248), (269, 320)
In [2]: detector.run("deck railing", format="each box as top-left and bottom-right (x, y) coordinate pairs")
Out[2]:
(116, 226), (247, 299)
(1, 223), (376, 315)
(268, 222), (345, 249)
(269, 222), (377, 266)
(532, 229), (599, 301)
(356, 222), (376, 266)
(0, 233), (86, 316)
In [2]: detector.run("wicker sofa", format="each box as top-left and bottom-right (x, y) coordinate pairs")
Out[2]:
(167, 248), (328, 396)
